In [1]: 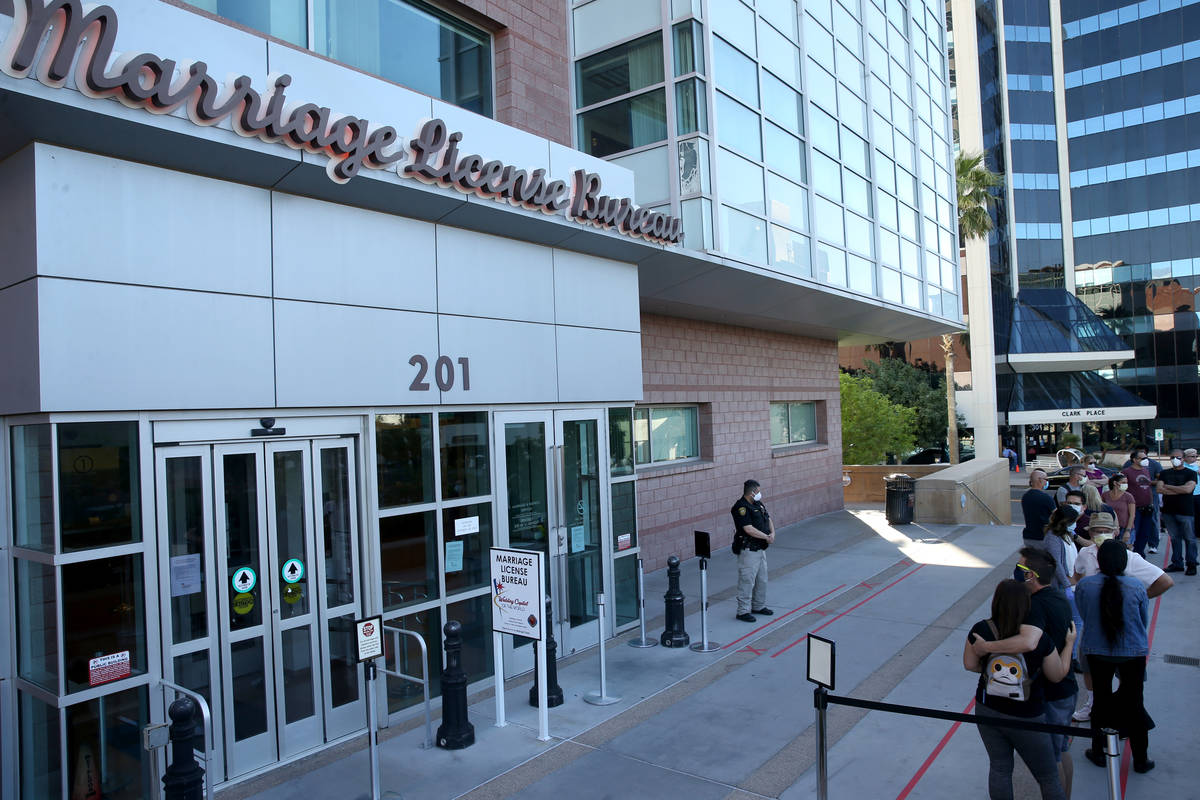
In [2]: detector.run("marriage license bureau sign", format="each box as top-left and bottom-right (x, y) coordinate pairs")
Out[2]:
(490, 547), (544, 642)
(0, 0), (684, 246)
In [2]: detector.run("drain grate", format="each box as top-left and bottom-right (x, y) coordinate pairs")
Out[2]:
(1163, 654), (1200, 667)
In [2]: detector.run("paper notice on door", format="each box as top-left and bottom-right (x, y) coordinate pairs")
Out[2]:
(170, 553), (202, 597)
(617, 533), (632, 551)
(445, 540), (464, 573)
(88, 651), (130, 686)
(570, 525), (586, 553)
(454, 516), (479, 536)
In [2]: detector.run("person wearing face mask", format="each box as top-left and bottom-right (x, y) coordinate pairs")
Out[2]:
(731, 479), (774, 622)
(1120, 447), (1158, 555)
(1043, 506), (1084, 591)
(1183, 448), (1200, 528)
(1101, 474), (1137, 546)
(1055, 466), (1088, 507)
(1155, 448), (1197, 575)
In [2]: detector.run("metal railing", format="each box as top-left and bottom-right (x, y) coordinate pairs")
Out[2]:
(955, 480), (1004, 525)
(157, 679), (215, 800)
(380, 624), (434, 748)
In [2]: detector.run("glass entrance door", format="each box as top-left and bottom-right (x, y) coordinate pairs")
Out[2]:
(494, 411), (609, 676)
(156, 437), (364, 782)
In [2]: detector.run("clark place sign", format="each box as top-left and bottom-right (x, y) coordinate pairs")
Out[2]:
(0, 0), (683, 245)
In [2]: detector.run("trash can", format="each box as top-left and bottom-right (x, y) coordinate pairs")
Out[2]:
(884, 473), (915, 525)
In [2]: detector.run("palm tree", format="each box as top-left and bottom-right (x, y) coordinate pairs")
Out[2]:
(947, 152), (1002, 463)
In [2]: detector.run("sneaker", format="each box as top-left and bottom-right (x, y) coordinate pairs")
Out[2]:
(752, 607), (774, 615)
(1165, 564), (1185, 573)
(736, 613), (757, 623)
(1147, 546), (1158, 554)
(1072, 700), (1092, 722)
(1187, 565), (1197, 576)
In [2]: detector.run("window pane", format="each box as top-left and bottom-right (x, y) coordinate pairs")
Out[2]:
(807, 59), (837, 111)
(58, 422), (140, 553)
(848, 252), (876, 293)
(770, 402), (790, 445)
(12, 425), (53, 552)
(812, 150), (841, 201)
(678, 137), (711, 196)
(314, 0), (492, 115)
(66, 686), (152, 800)
(789, 402), (818, 443)
(717, 148), (765, 215)
(445, 593), (495, 685)
(62, 554), (147, 693)
(758, 18), (800, 86)
(673, 20), (704, 76)
(720, 205), (768, 263)
(763, 122), (805, 182)
(166, 457), (207, 644)
(710, 0), (757, 54)
(439, 411), (490, 499)
(762, 71), (803, 133)
(443, 503), (492, 595)
(609, 408), (635, 476)
(19, 691), (60, 800)
(681, 196), (714, 250)
(713, 36), (759, 105)
(840, 127), (870, 176)
(633, 408), (651, 464)
(881, 267), (902, 301)
(844, 171), (871, 215)
(321, 447), (356, 608)
(675, 77), (709, 135)
(715, 93), (761, 159)
(577, 32), (665, 107)
(768, 173), (808, 230)
(327, 612), (360, 708)
(376, 414), (434, 508)
(804, 15), (834, 67)
(383, 607), (440, 713)
(816, 242), (847, 285)
(814, 196), (845, 245)
(16, 559), (57, 691)
(846, 212), (874, 256)
(809, 105), (839, 157)
(613, 554), (639, 628)
(186, 0), (306, 46)
(648, 407), (699, 461)
(578, 90), (668, 157)
(380, 511), (438, 610)
(761, 0), (799, 39)
(612, 481), (638, 551)
(771, 226), (812, 276)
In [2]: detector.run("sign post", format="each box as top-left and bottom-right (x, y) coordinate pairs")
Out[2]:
(355, 615), (383, 800)
(489, 547), (546, 740)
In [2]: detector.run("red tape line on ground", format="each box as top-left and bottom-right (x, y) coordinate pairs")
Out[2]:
(895, 698), (976, 800)
(722, 583), (847, 650)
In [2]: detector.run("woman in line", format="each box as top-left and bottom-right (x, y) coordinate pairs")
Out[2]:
(964, 580), (1076, 800)
(1083, 453), (1106, 488)
(1074, 539), (1155, 773)
(1101, 473), (1137, 547)
(1042, 507), (1082, 591)
(1078, 483), (1115, 540)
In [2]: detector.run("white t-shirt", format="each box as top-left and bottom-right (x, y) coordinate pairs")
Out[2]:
(1061, 537), (1077, 578)
(1073, 545), (1164, 588)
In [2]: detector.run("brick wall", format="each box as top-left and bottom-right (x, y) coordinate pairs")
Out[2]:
(635, 314), (845, 571)
(457, 0), (572, 145)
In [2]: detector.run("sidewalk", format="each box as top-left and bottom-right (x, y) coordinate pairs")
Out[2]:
(229, 509), (1199, 800)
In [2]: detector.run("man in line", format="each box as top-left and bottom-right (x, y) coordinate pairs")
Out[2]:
(1183, 448), (1200, 531)
(1070, 513), (1172, 722)
(972, 547), (1078, 797)
(1022, 469), (1056, 545)
(1055, 466), (1087, 507)
(731, 479), (774, 622)
(1121, 448), (1158, 555)
(1123, 445), (1162, 553)
(1157, 448), (1197, 575)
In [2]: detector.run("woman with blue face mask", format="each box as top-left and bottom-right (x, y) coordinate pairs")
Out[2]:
(1043, 506), (1082, 591)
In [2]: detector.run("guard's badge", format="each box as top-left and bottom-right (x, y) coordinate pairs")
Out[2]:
(738, 507), (747, 516)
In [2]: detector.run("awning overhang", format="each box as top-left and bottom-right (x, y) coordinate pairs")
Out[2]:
(1003, 350), (1136, 373)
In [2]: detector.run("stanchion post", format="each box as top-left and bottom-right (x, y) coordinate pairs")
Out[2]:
(814, 687), (829, 800)
(628, 558), (658, 648)
(366, 660), (380, 800)
(1103, 728), (1121, 800)
(689, 557), (721, 652)
(584, 593), (621, 705)
(493, 631), (506, 728)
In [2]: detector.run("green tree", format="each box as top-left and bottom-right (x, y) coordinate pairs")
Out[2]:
(840, 372), (916, 464)
(956, 150), (1003, 243)
(863, 358), (948, 450)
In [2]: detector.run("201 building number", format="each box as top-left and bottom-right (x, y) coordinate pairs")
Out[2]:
(409, 355), (471, 391)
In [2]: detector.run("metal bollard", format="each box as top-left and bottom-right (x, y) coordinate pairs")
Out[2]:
(627, 558), (658, 648)
(660, 555), (690, 647)
(689, 557), (721, 652)
(1102, 728), (1121, 800)
(584, 593), (621, 705)
(436, 621), (475, 749)
(162, 696), (204, 800)
(529, 597), (564, 707)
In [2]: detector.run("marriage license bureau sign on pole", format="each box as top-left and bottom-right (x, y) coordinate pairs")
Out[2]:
(489, 547), (549, 740)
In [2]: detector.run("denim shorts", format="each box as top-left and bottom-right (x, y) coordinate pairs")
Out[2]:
(1044, 694), (1078, 760)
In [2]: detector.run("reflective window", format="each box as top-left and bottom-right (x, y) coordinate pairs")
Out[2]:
(881, 267), (902, 301)
(710, 0), (757, 54)
(768, 173), (809, 230)
(314, 0), (492, 116)
(844, 171), (872, 216)
(848, 252), (876, 293)
(771, 226), (812, 274)
(380, 511), (438, 610)
(713, 36), (760, 104)
(609, 408), (635, 476)
(770, 401), (819, 445)
(65, 687), (152, 799)
(813, 150), (842, 201)
(442, 503), (492, 595)
(673, 20), (705, 76)
(810, 105), (840, 156)
(840, 127), (870, 176)
(880, 228), (900, 267)
(62, 554), (147, 693)
(439, 411), (490, 500)
(186, 0), (306, 46)
(16, 560), (57, 691)
(58, 422), (140, 553)
(816, 242), (848, 285)
(720, 205), (769, 262)
(763, 122), (805, 182)
(577, 33), (665, 108)
(761, 0), (799, 39)
(717, 148), (766, 215)
(633, 406), (700, 463)
(611, 482), (638, 551)
(676, 78), (709, 134)
(814, 196), (845, 245)
(679, 137), (712, 195)
(758, 17), (801, 86)
(18, 692), (60, 800)
(804, 14), (835, 67)
(762, 71), (803, 133)
(846, 212), (874, 256)
(807, 59), (838, 111)
(578, 90), (668, 157)
(715, 92), (762, 158)
(377, 414), (434, 508)
(11, 425), (53, 552)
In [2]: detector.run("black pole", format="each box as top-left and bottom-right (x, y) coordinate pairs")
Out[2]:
(529, 597), (564, 707)
(660, 555), (690, 647)
(436, 620), (475, 749)
(162, 696), (204, 800)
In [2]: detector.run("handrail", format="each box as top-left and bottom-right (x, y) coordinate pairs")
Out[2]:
(955, 480), (1003, 525)
(380, 625), (434, 748)
(157, 679), (215, 800)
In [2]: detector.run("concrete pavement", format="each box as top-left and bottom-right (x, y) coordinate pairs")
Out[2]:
(229, 507), (1200, 800)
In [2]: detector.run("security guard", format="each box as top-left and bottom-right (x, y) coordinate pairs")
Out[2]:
(731, 479), (775, 622)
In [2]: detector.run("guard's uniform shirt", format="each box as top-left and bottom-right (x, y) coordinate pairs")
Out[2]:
(731, 497), (771, 551)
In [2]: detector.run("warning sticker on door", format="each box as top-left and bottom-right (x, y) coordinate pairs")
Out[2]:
(282, 558), (305, 584)
(232, 593), (255, 615)
(88, 651), (131, 686)
(232, 566), (257, 594)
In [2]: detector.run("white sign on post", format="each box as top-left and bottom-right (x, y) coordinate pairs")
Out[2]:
(355, 616), (383, 662)
(489, 548), (544, 641)
(1155, 428), (1164, 442)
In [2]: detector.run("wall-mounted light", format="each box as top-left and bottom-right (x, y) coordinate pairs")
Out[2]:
(252, 418), (286, 437)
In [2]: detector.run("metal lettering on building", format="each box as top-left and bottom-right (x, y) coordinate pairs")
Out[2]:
(0, 0), (683, 245)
